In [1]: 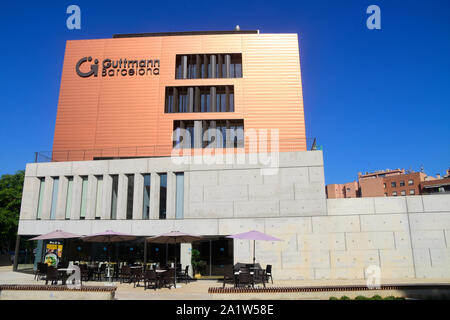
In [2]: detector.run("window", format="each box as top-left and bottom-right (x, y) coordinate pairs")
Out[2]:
(392, 191), (397, 196)
(65, 177), (73, 219)
(383, 183), (386, 189)
(165, 85), (234, 113)
(175, 53), (242, 79)
(126, 174), (134, 220)
(95, 175), (103, 219)
(80, 176), (88, 219)
(159, 174), (167, 219)
(401, 190), (406, 196)
(391, 182), (397, 188)
(408, 179), (414, 185)
(143, 174), (151, 219)
(110, 175), (119, 219)
(409, 189), (415, 195)
(175, 173), (184, 219)
(36, 177), (45, 219)
(400, 181), (405, 187)
(173, 119), (244, 149)
(50, 177), (59, 220)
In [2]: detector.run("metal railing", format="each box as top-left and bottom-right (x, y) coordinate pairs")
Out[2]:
(34, 138), (320, 163)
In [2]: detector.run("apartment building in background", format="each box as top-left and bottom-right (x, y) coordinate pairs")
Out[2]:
(326, 168), (448, 198)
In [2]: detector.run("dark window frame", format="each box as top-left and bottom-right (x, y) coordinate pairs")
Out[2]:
(175, 53), (242, 79)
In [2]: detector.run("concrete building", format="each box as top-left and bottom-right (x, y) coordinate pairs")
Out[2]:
(16, 30), (450, 282)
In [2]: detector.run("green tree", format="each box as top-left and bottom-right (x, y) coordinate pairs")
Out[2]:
(0, 170), (24, 252)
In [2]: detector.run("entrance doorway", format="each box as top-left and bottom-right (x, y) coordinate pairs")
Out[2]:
(191, 236), (233, 279)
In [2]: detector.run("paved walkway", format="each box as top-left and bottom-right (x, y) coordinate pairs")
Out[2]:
(2, 266), (450, 300)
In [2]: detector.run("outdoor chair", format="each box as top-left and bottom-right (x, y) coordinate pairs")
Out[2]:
(265, 265), (273, 284)
(253, 268), (266, 288)
(177, 265), (190, 284)
(93, 264), (106, 281)
(35, 262), (47, 280)
(120, 266), (132, 283)
(113, 264), (120, 281)
(160, 268), (176, 289)
(222, 270), (236, 288)
(144, 269), (158, 290)
(45, 266), (59, 285)
(132, 267), (144, 288)
(237, 272), (252, 288)
(79, 264), (89, 284)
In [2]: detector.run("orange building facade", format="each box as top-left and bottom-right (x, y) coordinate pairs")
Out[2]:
(52, 31), (306, 161)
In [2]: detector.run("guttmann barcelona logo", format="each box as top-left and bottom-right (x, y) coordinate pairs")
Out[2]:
(76, 57), (160, 78)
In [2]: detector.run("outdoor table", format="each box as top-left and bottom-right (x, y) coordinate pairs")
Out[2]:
(57, 268), (75, 285)
(234, 268), (263, 288)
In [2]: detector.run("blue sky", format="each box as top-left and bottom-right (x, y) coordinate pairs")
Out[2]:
(0, 0), (449, 184)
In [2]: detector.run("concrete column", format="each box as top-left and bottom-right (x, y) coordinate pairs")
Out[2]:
(85, 175), (97, 220)
(225, 86), (230, 112)
(188, 87), (194, 113)
(218, 54), (223, 78)
(183, 172), (190, 219)
(210, 55), (216, 78)
(55, 176), (68, 220)
(181, 55), (188, 79)
(13, 235), (20, 271)
(116, 174), (128, 220)
(180, 243), (193, 277)
(194, 87), (201, 112)
(226, 120), (233, 148)
(144, 240), (148, 265)
(102, 174), (113, 220)
(210, 87), (216, 112)
(203, 54), (209, 78)
(70, 175), (82, 220)
(149, 172), (160, 219)
(166, 172), (176, 220)
(20, 177), (40, 220)
(41, 176), (53, 220)
(225, 54), (231, 78)
(194, 120), (202, 149)
(133, 173), (144, 220)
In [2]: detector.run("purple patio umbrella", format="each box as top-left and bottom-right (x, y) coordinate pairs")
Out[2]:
(29, 230), (81, 266)
(29, 230), (80, 240)
(82, 230), (137, 282)
(226, 230), (283, 266)
(81, 230), (137, 243)
(147, 231), (201, 287)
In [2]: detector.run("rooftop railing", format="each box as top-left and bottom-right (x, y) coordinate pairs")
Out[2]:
(34, 138), (320, 163)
